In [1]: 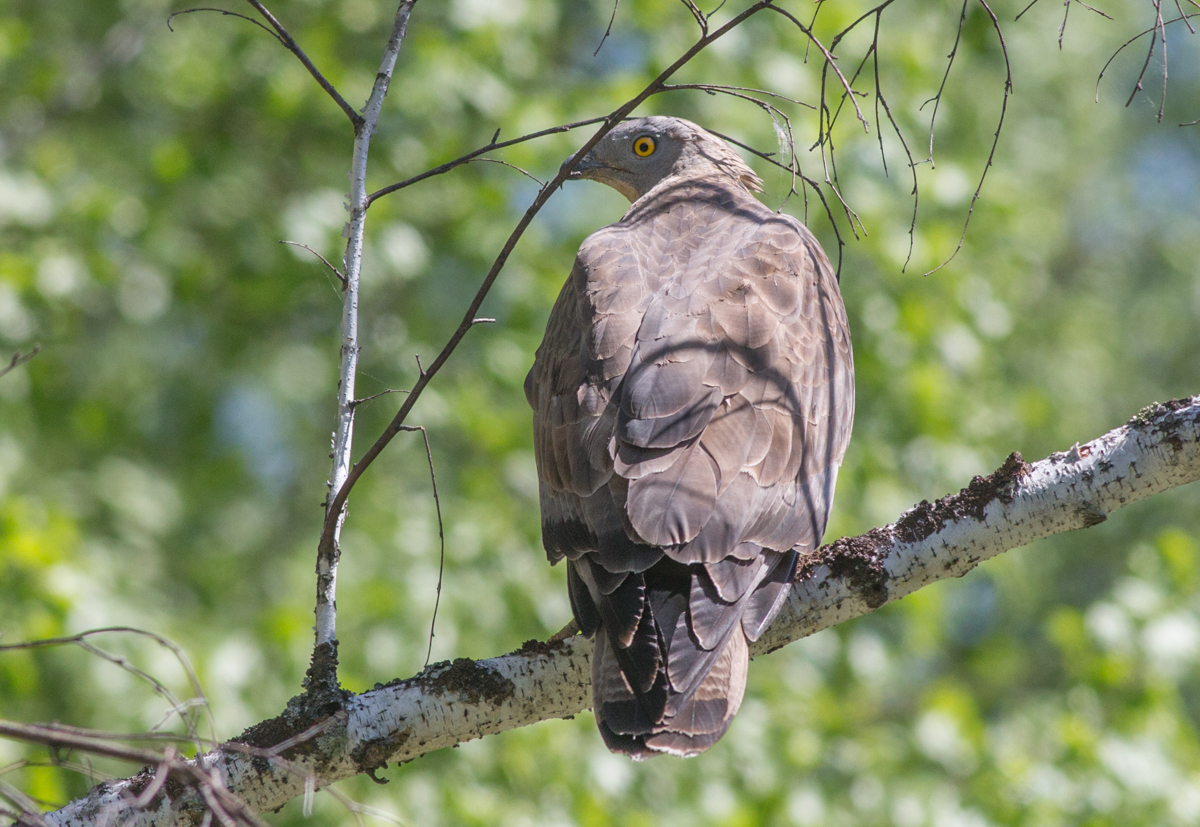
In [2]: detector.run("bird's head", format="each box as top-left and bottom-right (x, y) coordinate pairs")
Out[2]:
(564, 116), (763, 203)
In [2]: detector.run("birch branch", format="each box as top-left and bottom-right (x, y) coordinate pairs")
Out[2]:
(38, 395), (1200, 827)
(314, 1), (417, 673)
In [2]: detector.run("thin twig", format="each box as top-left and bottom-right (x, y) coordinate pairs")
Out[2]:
(368, 117), (608, 205)
(594, 0), (620, 55)
(0, 778), (42, 824)
(241, 0), (363, 127)
(264, 718), (339, 756)
(349, 388), (410, 408)
(768, 5), (870, 132)
(166, 8), (284, 43)
(919, 0), (970, 167)
(926, 0), (1013, 274)
(467, 157), (547, 187)
(1095, 12), (1196, 102)
(657, 83), (807, 213)
(681, 0), (709, 33)
(1121, 0), (1170, 121)
(133, 747), (177, 809)
(870, 10), (919, 270)
(0, 717), (340, 826)
(1175, 0), (1198, 32)
(397, 425), (446, 670)
(1015, 0), (1043, 20)
(0, 627), (214, 750)
(659, 82), (815, 108)
(279, 241), (347, 286)
(0, 346), (39, 380)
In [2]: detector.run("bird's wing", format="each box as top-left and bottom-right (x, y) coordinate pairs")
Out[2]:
(614, 183), (854, 567)
(525, 225), (652, 570)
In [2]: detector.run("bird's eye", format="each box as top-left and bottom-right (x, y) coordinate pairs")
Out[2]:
(633, 136), (657, 157)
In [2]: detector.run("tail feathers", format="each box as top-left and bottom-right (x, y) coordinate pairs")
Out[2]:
(593, 630), (669, 744)
(585, 550), (792, 759)
(645, 631), (748, 756)
(741, 550), (799, 642)
(592, 603), (752, 759)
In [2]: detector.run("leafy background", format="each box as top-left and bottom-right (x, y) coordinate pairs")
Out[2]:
(2, 0), (1200, 824)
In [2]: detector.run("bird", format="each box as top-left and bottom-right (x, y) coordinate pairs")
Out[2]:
(524, 116), (854, 759)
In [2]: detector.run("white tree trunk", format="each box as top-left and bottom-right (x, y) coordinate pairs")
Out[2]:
(44, 396), (1200, 827)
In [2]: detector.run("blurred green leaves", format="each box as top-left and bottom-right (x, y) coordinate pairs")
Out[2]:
(1, 0), (1200, 824)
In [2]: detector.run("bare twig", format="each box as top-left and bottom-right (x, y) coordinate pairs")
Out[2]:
(241, 0), (363, 127)
(594, 0), (620, 55)
(706, 128), (848, 275)
(349, 388), (410, 408)
(1015, 0), (1044, 20)
(395, 425), (446, 670)
(658, 82), (814, 108)
(166, 8), (284, 43)
(0, 346), (39, 380)
(1096, 12), (1198, 103)
(1121, 0), (1169, 121)
(0, 627), (214, 750)
(466, 157), (548, 187)
(367, 117), (609, 205)
(681, 0), (709, 34)
(870, 9), (919, 270)
(926, 0), (1013, 274)
(0, 715), (343, 826)
(919, 0), (970, 167)
(132, 746), (177, 810)
(1176, 0), (1199, 31)
(0, 777), (43, 824)
(768, 5), (870, 132)
(279, 241), (347, 286)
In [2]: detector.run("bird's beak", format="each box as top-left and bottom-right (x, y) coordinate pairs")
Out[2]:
(562, 151), (601, 181)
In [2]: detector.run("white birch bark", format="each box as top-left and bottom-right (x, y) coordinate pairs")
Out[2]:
(43, 396), (1200, 827)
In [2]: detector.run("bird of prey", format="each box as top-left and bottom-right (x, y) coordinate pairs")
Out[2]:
(525, 116), (854, 758)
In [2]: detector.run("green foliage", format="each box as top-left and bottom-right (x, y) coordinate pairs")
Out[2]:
(2, 0), (1200, 824)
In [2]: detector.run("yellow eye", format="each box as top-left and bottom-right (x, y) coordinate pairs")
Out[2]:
(633, 136), (656, 157)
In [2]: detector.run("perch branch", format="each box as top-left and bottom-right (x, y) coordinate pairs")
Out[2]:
(37, 395), (1200, 827)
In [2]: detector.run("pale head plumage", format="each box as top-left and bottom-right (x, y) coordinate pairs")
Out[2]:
(569, 116), (764, 202)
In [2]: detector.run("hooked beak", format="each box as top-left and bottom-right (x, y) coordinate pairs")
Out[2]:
(561, 151), (602, 181)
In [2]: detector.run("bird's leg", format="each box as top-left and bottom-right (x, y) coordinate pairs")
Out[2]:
(549, 619), (580, 642)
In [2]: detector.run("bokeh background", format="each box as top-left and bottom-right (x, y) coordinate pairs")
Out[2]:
(3, 0), (1200, 824)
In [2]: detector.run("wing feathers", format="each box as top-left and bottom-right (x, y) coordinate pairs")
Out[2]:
(626, 441), (719, 546)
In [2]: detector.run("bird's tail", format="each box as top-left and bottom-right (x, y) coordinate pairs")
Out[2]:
(593, 621), (748, 758)
(589, 549), (796, 759)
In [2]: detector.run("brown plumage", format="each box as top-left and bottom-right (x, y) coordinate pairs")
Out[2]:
(525, 117), (854, 758)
